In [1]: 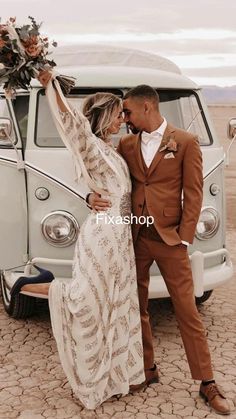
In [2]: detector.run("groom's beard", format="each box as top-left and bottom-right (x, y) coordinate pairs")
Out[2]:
(128, 124), (140, 134)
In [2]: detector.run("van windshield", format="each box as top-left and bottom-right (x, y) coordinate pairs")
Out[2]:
(158, 90), (212, 145)
(35, 89), (127, 147)
(35, 89), (211, 147)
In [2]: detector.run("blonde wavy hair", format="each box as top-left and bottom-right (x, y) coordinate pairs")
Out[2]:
(82, 92), (122, 142)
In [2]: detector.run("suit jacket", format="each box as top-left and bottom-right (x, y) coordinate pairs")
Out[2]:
(117, 124), (203, 246)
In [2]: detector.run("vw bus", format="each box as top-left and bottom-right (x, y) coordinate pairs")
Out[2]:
(0, 46), (234, 318)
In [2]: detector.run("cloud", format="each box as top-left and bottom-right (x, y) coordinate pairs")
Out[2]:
(52, 29), (236, 43)
(188, 76), (236, 87)
(52, 29), (236, 65)
(2, 0), (236, 33)
(167, 54), (236, 69)
(185, 66), (236, 77)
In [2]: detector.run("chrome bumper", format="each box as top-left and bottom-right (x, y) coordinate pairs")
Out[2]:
(13, 248), (234, 300)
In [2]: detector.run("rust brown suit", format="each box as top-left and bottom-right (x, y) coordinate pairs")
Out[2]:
(117, 124), (213, 380)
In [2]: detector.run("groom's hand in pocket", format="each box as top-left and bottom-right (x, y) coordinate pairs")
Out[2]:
(87, 193), (111, 211)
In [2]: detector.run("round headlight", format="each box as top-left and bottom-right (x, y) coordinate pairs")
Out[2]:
(195, 207), (220, 240)
(41, 211), (79, 247)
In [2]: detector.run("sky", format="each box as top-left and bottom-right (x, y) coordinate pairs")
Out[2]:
(1, 0), (236, 87)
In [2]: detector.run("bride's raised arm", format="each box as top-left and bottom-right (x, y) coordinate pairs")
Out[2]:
(38, 70), (108, 195)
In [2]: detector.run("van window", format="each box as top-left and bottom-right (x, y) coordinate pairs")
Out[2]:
(0, 96), (17, 146)
(12, 94), (29, 147)
(158, 90), (212, 145)
(35, 89), (127, 148)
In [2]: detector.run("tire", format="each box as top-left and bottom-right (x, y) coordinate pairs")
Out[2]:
(0, 271), (36, 319)
(195, 290), (213, 305)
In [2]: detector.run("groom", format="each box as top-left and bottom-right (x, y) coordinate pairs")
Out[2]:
(88, 85), (230, 415)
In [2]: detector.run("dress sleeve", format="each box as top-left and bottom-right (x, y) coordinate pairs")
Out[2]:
(46, 79), (108, 195)
(59, 105), (103, 173)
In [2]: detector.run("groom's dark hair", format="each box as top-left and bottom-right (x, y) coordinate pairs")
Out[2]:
(124, 85), (160, 108)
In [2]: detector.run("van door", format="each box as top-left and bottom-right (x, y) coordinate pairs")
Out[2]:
(0, 94), (28, 270)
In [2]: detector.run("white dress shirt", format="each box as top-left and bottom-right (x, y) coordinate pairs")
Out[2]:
(141, 118), (189, 247)
(141, 118), (167, 168)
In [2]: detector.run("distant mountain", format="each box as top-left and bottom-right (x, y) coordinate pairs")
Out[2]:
(201, 86), (236, 105)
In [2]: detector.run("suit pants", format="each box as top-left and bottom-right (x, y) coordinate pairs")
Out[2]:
(134, 224), (213, 380)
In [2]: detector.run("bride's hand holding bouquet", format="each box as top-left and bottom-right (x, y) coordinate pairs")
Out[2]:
(38, 69), (68, 113)
(0, 16), (75, 98)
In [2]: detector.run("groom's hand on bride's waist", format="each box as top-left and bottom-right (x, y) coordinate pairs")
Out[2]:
(86, 193), (111, 211)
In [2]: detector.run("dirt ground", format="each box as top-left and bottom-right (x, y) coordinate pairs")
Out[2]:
(0, 106), (236, 419)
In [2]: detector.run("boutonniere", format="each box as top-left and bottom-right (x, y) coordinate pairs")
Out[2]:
(159, 138), (178, 153)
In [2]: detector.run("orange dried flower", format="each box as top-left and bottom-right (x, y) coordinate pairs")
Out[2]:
(166, 138), (177, 151)
(25, 44), (42, 57)
(22, 35), (39, 47)
(0, 39), (6, 48)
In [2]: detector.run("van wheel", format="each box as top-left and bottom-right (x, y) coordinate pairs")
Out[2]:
(195, 290), (213, 305)
(0, 272), (36, 319)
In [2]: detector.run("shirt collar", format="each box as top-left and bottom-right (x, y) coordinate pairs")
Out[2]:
(142, 118), (167, 144)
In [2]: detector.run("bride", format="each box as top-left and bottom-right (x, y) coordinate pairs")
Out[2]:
(14, 71), (145, 409)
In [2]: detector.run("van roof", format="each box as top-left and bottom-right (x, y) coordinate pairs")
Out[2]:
(1, 45), (199, 93)
(50, 44), (182, 75)
(38, 45), (198, 90)
(30, 65), (198, 90)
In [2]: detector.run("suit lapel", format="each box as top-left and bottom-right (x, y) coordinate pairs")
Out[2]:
(134, 133), (145, 175)
(147, 124), (176, 177)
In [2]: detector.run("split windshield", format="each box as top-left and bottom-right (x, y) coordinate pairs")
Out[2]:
(11, 88), (211, 148)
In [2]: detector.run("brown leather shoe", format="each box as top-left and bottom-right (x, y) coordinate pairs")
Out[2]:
(199, 383), (230, 415)
(129, 364), (159, 393)
(145, 364), (159, 385)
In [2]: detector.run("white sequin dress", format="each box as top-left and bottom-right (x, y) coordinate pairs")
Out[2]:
(48, 91), (145, 409)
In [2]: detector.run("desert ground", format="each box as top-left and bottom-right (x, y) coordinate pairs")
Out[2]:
(0, 105), (236, 419)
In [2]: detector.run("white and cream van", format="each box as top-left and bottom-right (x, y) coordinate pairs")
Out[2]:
(0, 46), (234, 318)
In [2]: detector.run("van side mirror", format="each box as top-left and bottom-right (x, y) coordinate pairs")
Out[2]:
(227, 118), (236, 140)
(0, 117), (13, 145)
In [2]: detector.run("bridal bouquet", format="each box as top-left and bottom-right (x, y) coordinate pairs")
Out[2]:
(0, 16), (75, 98)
